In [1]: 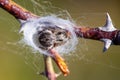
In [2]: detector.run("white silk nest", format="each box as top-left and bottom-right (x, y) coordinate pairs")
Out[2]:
(20, 16), (78, 55)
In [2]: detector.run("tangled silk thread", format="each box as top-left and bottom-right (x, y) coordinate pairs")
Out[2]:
(20, 16), (78, 55)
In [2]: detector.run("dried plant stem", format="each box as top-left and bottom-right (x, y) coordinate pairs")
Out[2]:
(42, 55), (57, 80)
(49, 49), (69, 76)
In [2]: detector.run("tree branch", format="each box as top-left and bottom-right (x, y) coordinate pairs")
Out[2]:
(0, 0), (37, 20)
(74, 13), (120, 52)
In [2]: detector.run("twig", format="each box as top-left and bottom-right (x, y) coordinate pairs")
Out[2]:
(40, 55), (61, 80)
(48, 49), (69, 76)
(0, 0), (37, 20)
(75, 13), (120, 52)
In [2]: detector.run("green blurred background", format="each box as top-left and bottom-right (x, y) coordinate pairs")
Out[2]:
(0, 0), (120, 80)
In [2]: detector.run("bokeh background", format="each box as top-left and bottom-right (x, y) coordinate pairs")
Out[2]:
(0, 0), (120, 80)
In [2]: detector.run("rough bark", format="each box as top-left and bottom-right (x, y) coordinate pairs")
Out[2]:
(0, 0), (37, 20)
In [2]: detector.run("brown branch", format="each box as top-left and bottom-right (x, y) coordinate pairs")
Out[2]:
(74, 13), (120, 52)
(1, 0), (120, 48)
(75, 27), (119, 44)
(0, 0), (38, 20)
(1, 0), (120, 46)
(75, 27), (120, 51)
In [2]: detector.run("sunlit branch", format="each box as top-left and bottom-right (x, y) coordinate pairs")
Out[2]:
(74, 13), (120, 52)
(0, 0), (37, 20)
